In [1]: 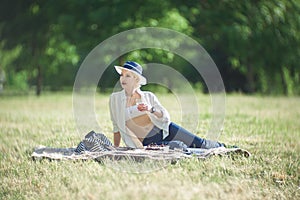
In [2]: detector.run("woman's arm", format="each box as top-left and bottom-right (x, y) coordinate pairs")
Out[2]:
(148, 92), (170, 122)
(150, 107), (163, 118)
(113, 132), (121, 147)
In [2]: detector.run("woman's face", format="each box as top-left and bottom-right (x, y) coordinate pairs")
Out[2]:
(120, 70), (139, 90)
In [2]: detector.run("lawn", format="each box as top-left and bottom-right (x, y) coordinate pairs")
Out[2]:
(0, 92), (299, 200)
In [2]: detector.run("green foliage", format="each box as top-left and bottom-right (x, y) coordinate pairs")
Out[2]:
(282, 66), (300, 96)
(142, 84), (170, 94)
(6, 70), (29, 92)
(43, 36), (80, 90)
(0, 0), (299, 95)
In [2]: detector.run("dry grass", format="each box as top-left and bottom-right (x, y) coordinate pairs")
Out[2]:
(0, 92), (299, 200)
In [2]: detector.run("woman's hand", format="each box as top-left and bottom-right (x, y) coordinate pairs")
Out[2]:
(137, 103), (163, 118)
(137, 103), (150, 112)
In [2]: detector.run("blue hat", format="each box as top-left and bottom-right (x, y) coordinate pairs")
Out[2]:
(114, 61), (147, 85)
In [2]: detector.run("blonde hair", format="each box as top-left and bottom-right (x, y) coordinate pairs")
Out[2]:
(131, 72), (141, 88)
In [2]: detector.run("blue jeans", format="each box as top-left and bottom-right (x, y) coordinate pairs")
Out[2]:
(142, 122), (224, 149)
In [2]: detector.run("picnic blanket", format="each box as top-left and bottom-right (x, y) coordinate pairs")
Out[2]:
(32, 146), (250, 162)
(32, 131), (251, 163)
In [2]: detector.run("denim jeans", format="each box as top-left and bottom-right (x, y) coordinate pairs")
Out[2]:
(142, 122), (224, 149)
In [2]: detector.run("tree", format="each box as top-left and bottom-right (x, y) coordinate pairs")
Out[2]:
(1, 0), (299, 95)
(181, 0), (300, 94)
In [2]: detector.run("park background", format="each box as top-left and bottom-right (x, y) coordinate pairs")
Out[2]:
(0, 1), (299, 200)
(0, 0), (299, 96)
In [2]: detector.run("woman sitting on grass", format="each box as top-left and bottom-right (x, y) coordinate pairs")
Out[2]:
(109, 61), (232, 149)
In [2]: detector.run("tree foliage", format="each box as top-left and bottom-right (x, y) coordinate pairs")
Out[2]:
(0, 0), (299, 95)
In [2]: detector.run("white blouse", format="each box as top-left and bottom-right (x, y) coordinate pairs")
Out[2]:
(109, 89), (171, 148)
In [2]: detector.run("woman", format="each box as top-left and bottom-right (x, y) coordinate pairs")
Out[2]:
(109, 61), (228, 149)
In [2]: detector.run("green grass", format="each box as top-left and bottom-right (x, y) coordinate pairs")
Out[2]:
(0, 93), (299, 200)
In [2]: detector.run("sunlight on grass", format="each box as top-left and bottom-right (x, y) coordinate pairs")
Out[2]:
(0, 93), (299, 199)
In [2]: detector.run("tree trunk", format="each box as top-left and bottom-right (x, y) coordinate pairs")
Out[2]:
(246, 64), (255, 93)
(36, 64), (42, 96)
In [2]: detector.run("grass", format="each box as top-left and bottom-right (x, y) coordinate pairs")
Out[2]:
(0, 92), (299, 200)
